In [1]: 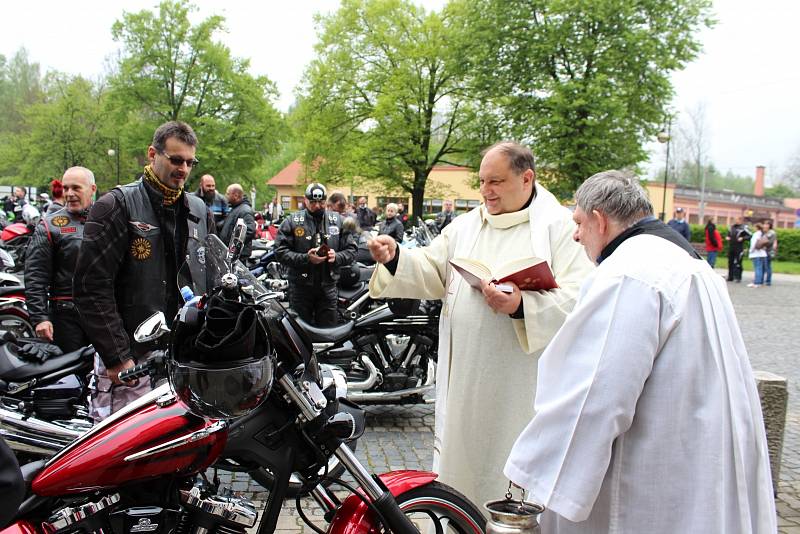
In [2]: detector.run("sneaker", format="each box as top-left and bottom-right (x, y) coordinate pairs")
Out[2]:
(746, 283), (762, 288)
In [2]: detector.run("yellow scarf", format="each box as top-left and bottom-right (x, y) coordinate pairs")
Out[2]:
(143, 165), (183, 206)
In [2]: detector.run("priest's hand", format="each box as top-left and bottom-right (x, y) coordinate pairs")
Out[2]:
(368, 235), (397, 264)
(481, 280), (522, 315)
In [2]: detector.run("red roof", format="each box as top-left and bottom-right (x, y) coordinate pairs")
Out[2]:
(268, 160), (303, 186)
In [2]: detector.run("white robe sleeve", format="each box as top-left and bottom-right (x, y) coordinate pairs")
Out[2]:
(369, 232), (450, 300)
(512, 221), (594, 354)
(504, 274), (670, 522)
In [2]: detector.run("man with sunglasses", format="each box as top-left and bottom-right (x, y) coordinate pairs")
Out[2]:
(74, 121), (215, 420)
(275, 182), (357, 327)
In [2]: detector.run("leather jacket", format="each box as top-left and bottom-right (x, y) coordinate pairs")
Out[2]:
(219, 198), (256, 257)
(274, 209), (357, 286)
(25, 207), (88, 325)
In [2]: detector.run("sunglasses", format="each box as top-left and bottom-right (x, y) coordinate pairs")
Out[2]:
(160, 151), (200, 168)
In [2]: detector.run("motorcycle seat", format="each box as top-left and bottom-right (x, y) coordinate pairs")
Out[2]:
(0, 285), (25, 297)
(338, 282), (367, 302)
(0, 345), (95, 382)
(294, 317), (356, 343)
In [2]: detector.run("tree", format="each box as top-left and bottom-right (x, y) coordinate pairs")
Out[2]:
(296, 0), (494, 218)
(454, 0), (714, 198)
(109, 0), (285, 190)
(764, 183), (797, 199)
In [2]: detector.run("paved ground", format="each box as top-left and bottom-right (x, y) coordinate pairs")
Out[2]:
(224, 269), (800, 532)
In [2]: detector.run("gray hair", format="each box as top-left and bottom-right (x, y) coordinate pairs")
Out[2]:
(64, 166), (95, 185)
(574, 170), (653, 228)
(482, 141), (536, 175)
(152, 121), (198, 152)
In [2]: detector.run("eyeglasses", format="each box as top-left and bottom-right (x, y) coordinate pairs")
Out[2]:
(160, 151), (200, 168)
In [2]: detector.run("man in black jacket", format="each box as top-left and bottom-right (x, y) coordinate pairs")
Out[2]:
(192, 174), (228, 232)
(355, 196), (376, 230)
(378, 203), (405, 243)
(26, 166), (96, 353)
(219, 183), (256, 257)
(74, 121), (214, 420)
(275, 183), (357, 326)
(725, 216), (750, 283)
(435, 199), (456, 231)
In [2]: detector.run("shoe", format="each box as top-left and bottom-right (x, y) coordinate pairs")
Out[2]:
(746, 283), (762, 288)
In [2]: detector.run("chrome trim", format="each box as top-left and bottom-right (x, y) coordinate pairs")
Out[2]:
(156, 392), (177, 407)
(344, 356), (380, 392)
(124, 420), (227, 462)
(48, 493), (120, 531)
(180, 487), (257, 528)
(348, 359), (436, 403)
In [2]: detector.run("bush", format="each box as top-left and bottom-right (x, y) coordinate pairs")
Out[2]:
(690, 224), (800, 262)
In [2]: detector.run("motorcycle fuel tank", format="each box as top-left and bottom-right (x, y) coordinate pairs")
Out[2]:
(32, 387), (227, 496)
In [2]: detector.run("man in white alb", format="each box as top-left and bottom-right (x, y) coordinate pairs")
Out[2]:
(505, 170), (776, 533)
(368, 141), (594, 508)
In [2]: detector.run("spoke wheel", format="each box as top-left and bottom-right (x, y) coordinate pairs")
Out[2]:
(393, 481), (486, 533)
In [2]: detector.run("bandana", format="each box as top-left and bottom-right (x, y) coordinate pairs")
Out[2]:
(143, 165), (183, 206)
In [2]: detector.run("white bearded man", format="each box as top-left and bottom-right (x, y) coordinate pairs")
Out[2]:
(367, 142), (594, 507)
(505, 170), (776, 533)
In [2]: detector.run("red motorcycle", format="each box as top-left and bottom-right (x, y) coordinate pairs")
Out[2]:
(2, 231), (485, 534)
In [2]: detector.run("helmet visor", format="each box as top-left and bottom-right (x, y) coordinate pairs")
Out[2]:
(170, 358), (273, 419)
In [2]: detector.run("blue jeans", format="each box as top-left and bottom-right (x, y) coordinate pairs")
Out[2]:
(706, 251), (718, 268)
(752, 257), (765, 285)
(765, 255), (773, 285)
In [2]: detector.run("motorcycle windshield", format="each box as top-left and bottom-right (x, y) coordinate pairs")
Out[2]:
(178, 234), (269, 300)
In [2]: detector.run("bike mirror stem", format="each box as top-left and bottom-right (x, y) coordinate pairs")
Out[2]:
(226, 218), (247, 266)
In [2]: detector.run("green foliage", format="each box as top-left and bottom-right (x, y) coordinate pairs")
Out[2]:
(108, 0), (286, 191)
(764, 183), (797, 199)
(296, 0), (494, 218)
(453, 0), (714, 199)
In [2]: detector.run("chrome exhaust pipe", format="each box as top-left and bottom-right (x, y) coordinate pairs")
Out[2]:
(345, 356), (380, 392)
(348, 360), (436, 403)
(0, 405), (83, 456)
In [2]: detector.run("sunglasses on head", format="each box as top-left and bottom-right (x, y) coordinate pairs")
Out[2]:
(161, 151), (200, 168)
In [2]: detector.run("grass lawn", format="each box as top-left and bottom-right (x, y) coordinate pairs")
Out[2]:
(708, 256), (800, 275)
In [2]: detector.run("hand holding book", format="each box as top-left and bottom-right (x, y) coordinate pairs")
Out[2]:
(449, 256), (558, 293)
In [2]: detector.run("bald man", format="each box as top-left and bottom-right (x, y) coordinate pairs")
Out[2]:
(26, 166), (97, 352)
(220, 183), (256, 258)
(192, 174), (228, 232)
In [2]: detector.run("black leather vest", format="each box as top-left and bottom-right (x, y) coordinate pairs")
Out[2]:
(114, 180), (209, 337)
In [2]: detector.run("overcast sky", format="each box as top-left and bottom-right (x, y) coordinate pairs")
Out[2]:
(2, 0), (798, 184)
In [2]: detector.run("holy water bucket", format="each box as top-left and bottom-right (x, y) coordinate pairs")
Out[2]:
(484, 499), (545, 534)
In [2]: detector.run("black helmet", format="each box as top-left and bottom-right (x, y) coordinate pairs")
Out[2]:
(304, 183), (327, 202)
(169, 293), (274, 419)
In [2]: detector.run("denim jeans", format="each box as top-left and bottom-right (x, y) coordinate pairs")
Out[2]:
(752, 256), (765, 285)
(706, 251), (718, 268)
(765, 255), (773, 285)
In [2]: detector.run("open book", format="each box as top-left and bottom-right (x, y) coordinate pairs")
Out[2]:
(449, 256), (557, 293)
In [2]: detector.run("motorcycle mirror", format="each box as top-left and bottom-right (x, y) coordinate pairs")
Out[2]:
(226, 218), (247, 267)
(134, 311), (170, 343)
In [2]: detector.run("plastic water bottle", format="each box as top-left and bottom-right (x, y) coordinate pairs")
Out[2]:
(180, 285), (203, 308)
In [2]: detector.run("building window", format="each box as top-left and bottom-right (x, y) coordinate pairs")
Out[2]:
(281, 196), (291, 210)
(422, 199), (443, 214)
(455, 199), (480, 212)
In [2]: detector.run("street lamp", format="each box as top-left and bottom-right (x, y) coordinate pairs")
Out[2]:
(656, 118), (672, 221)
(107, 140), (120, 186)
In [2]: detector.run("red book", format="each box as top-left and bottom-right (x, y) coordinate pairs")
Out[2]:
(449, 256), (558, 293)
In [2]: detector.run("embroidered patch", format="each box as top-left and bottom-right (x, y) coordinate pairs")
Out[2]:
(60, 226), (77, 234)
(329, 227), (340, 236)
(129, 220), (159, 232)
(294, 227), (305, 237)
(196, 247), (206, 265)
(130, 237), (152, 260)
(51, 216), (70, 227)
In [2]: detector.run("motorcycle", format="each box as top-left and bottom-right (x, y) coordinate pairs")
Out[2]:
(3, 228), (485, 534)
(0, 285), (34, 339)
(0, 342), (95, 462)
(0, 204), (41, 273)
(298, 298), (441, 405)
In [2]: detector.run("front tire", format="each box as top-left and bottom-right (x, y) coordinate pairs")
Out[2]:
(393, 481), (486, 533)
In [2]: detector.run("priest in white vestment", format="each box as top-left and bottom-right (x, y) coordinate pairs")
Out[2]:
(368, 142), (594, 508)
(505, 170), (776, 533)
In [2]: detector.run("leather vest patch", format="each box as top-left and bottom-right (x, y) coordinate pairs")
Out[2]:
(51, 215), (70, 227)
(130, 237), (153, 260)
